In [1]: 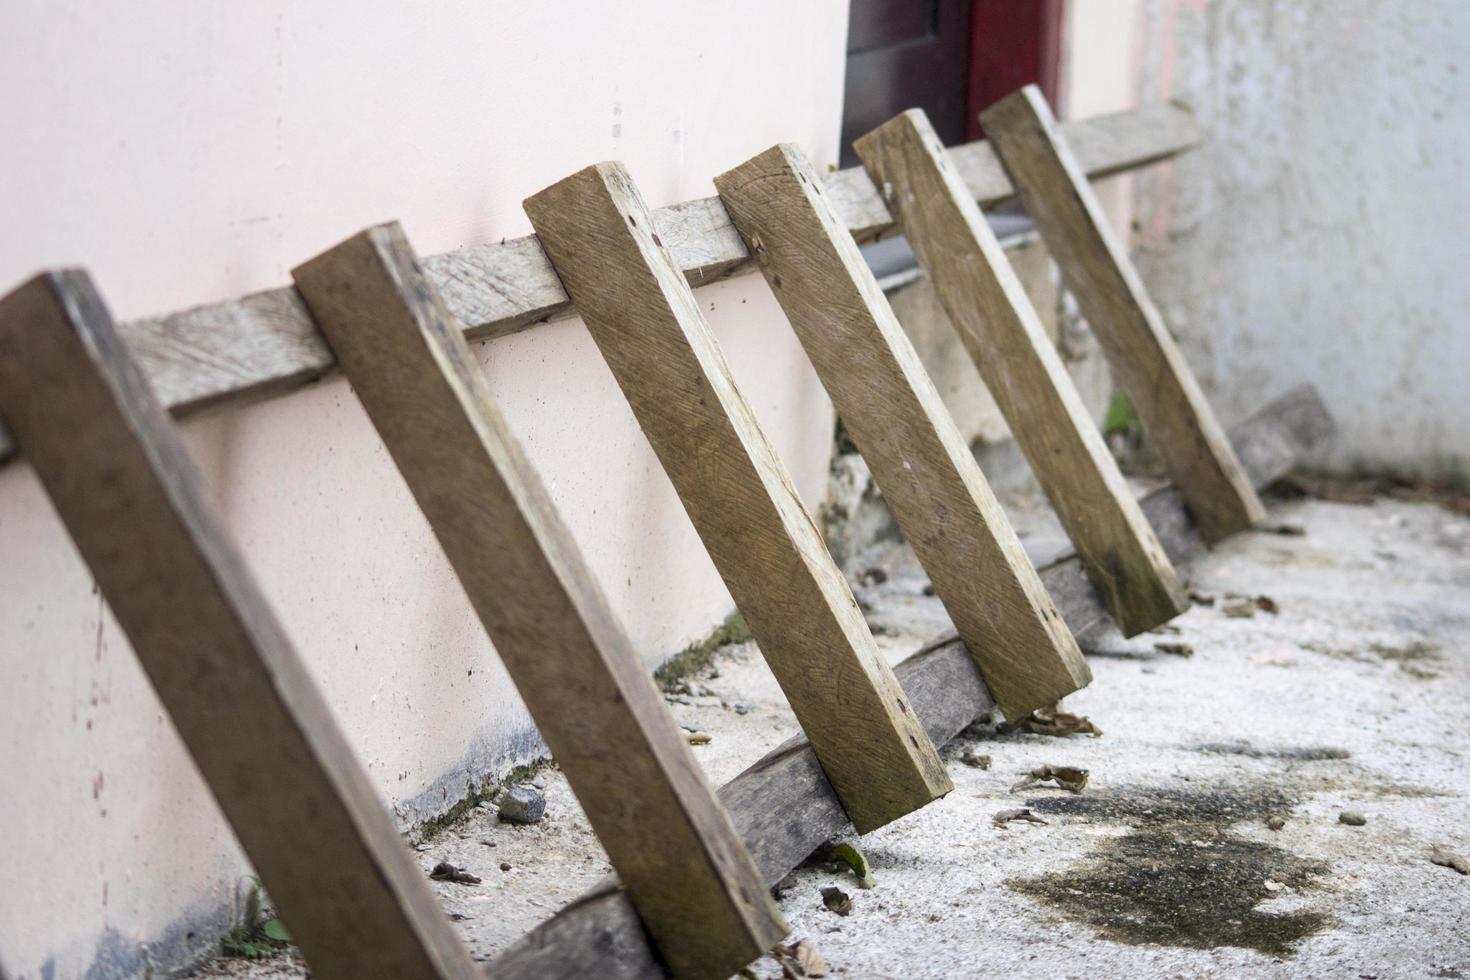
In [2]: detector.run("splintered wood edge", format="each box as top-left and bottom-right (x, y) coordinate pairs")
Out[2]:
(486, 385), (1332, 980)
(0, 103), (1200, 466)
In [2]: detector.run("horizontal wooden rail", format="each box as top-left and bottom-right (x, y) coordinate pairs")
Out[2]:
(487, 385), (1333, 979)
(0, 102), (1198, 468)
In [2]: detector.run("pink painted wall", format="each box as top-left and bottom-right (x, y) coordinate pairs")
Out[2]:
(0, 2), (849, 975)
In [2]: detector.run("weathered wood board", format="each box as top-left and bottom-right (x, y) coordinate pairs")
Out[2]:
(853, 110), (1188, 636)
(714, 143), (1089, 718)
(980, 86), (1266, 543)
(489, 384), (1333, 980)
(291, 224), (786, 980)
(0, 271), (481, 980)
(0, 103), (1202, 468)
(525, 163), (951, 834)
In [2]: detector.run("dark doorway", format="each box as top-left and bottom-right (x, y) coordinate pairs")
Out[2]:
(838, 0), (1064, 166)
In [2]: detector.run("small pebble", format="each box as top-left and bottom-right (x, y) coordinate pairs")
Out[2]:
(498, 784), (547, 825)
(500, 861), (512, 872)
(821, 886), (852, 916)
(1265, 815), (1287, 831)
(1339, 811), (1367, 826)
(686, 731), (712, 745)
(733, 702), (752, 715)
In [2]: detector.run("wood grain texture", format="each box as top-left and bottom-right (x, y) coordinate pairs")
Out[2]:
(0, 104), (1200, 468)
(853, 111), (1188, 637)
(714, 143), (1089, 718)
(291, 223), (785, 980)
(0, 271), (479, 980)
(488, 385), (1333, 980)
(524, 163), (951, 834)
(980, 87), (1266, 543)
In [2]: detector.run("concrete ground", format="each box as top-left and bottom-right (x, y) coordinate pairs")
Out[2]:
(195, 492), (1470, 979)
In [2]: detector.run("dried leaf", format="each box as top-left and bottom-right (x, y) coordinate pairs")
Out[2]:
(1431, 845), (1470, 875)
(1154, 642), (1194, 657)
(767, 946), (800, 980)
(792, 940), (828, 977)
(830, 842), (875, 889)
(685, 731), (712, 745)
(1019, 703), (1102, 737)
(992, 807), (1049, 828)
(961, 749), (992, 769)
(820, 886), (852, 916)
(429, 862), (482, 885)
(1011, 764), (1089, 794)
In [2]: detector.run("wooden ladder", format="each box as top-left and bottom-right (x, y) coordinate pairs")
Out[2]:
(0, 87), (1330, 979)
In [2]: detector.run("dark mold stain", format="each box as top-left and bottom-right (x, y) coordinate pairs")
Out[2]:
(1010, 784), (1332, 957)
(1300, 638), (1442, 680)
(1190, 739), (1351, 761)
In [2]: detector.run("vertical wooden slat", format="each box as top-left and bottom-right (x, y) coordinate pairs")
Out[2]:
(852, 113), (1190, 636)
(714, 143), (1091, 715)
(291, 224), (785, 980)
(524, 163), (952, 835)
(0, 271), (479, 980)
(980, 86), (1267, 543)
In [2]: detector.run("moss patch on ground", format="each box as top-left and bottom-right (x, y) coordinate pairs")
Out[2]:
(654, 611), (751, 691)
(1011, 783), (1333, 957)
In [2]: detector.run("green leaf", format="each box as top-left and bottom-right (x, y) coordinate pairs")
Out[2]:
(262, 918), (292, 943)
(830, 842), (875, 889)
(1102, 392), (1140, 439)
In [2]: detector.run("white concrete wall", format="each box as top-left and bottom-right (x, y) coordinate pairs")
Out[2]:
(1132, 0), (1470, 482)
(0, 2), (848, 976)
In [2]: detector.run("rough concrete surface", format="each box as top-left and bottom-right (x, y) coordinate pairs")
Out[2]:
(1133, 0), (1470, 483)
(192, 493), (1470, 978)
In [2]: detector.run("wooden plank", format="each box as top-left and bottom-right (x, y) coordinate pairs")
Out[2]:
(291, 223), (786, 980)
(0, 103), (1201, 468)
(490, 385), (1333, 980)
(0, 271), (480, 980)
(714, 143), (1089, 718)
(524, 163), (951, 835)
(852, 111), (1189, 637)
(980, 86), (1266, 543)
